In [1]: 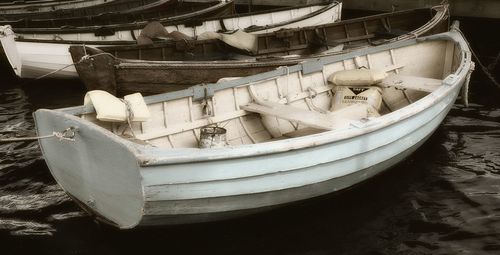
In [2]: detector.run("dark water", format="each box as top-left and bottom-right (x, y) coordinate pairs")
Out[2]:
(1, 19), (500, 254)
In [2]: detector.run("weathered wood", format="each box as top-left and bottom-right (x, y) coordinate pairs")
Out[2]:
(0, 0), (164, 19)
(0, 0), (113, 15)
(5, 1), (343, 79)
(0, 0), (229, 29)
(242, 101), (335, 130)
(379, 74), (442, 93)
(70, 5), (449, 95)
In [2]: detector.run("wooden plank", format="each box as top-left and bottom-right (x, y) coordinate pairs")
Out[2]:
(379, 74), (442, 93)
(241, 101), (335, 130)
(135, 110), (249, 141)
(283, 127), (324, 138)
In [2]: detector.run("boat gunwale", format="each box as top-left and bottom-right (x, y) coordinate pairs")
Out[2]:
(10, 0), (340, 33)
(14, 4), (428, 40)
(54, 29), (471, 166)
(0, 0), (111, 12)
(0, 0), (162, 17)
(10, 0), (234, 34)
(97, 4), (448, 69)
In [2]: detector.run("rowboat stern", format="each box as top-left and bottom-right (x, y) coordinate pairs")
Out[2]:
(34, 109), (145, 229)
(0, 25), (21, 76)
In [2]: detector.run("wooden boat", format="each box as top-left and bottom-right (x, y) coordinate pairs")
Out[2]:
(10, 0), (339, 41)
(0, 0), (173, 19)
(0, 0), (111, 15)
(0, 0), (227, 28)
(0, 0), (74, 8)
(33, 27), (473, 228)
(70, 5), (449, 95)
(0, 1), (342, 78)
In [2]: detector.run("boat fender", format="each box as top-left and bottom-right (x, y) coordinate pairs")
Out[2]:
(84, 90), (150, 122)
(328, 68), (387, 86)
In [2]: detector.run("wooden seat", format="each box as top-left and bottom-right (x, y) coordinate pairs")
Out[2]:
(379, 74), (442, 93)
(241, 100), (375, 131)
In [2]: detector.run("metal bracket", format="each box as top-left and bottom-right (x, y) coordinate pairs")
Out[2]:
(192, 84), (215, 101)
(302, 59), (323, 75)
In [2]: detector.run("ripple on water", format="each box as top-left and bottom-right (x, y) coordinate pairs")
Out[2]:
(403, 104), (500, 254)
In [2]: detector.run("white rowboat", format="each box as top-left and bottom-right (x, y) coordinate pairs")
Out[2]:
(34, 27), (473, 229)
(0, 0), (114, 15)
(0, 1), (342, 78)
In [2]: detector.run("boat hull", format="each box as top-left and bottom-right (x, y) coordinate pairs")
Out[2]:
(34, 74), (463, 227)
(136, 83), (460, 225)
(71, 5), (448, 94)
(34, 30), (472, 228)
(3, 1), (342, 79)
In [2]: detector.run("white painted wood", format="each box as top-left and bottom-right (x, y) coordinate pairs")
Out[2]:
(0, 25), (21, 76)
(34, 30), (473, 228)
(0, 0), (114, 14)
(379, 74), (442, 92)
(16, 2), (341, 41)
(242, 101), (335, 130)
(6, 2), (341, 78)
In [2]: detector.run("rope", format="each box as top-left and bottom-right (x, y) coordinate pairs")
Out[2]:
(455, 27), (500, 90)
(488, 52), (500, 71)
(121, 99), (137, 138)
(27, 52), (118, 82)
(0, 127), (77, 143)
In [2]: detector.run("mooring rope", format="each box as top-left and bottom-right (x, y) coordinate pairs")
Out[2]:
(455, 27), (500, 90)
(27, 52), (118, 82)
(0, 127), (77, 143)
(488, 52), (500, 72)
(120, 99), (137, 138)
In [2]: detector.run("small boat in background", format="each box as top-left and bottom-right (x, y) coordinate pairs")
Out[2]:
(70, 5), (448, 95)
(0, 0), (342, 78)
(0, 0), (172, 19)
(0, 0), (111, 15)
(33, 26), (473, 228)
(0, 0), (74, 8)
(0, 0), (225, 28)
(9, 0), (339, 41)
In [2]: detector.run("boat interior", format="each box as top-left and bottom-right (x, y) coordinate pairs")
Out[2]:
(79, 38), (462, 149)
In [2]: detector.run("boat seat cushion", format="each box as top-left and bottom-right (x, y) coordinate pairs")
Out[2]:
(328, 68), (388, 86)
(84, 90), (150, 122)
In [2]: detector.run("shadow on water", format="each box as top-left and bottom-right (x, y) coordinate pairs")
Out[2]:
(1, 15), (500, 255)
(1, 136), (448, 255)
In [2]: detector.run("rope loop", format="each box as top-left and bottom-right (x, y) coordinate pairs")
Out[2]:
(0, 126), (78, 143)
(53, 127), (78, 141)
(307, 87), (318, 99)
